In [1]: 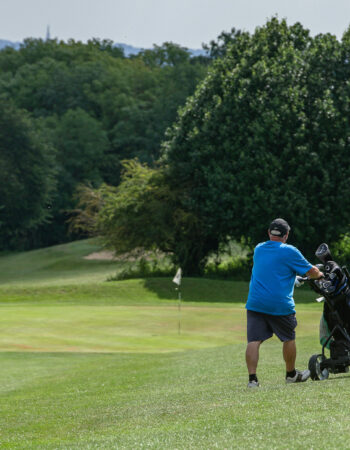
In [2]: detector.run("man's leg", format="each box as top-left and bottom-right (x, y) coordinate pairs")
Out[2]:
(246, 310), (272, 387)
(283, 339), (296, 372)
(246, 341), (262, 374)
(283, 339), (310, 382)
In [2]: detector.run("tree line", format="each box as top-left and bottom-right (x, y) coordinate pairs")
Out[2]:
(3, 19), (350, 275)
(0, 38), (210, 250)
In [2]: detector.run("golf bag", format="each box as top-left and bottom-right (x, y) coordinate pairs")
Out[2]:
(299, 243), (350, 380)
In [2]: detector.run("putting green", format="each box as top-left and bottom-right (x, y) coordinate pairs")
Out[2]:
(0, 301), (322, 353)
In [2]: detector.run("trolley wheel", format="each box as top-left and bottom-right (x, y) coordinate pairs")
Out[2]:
(308, 354), (329, 381)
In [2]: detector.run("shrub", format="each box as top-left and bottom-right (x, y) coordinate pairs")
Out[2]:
(107, 256), (175, 281)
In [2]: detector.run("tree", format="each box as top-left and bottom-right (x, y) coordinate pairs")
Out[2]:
(137, 42), (191, 67)
(0, 100), (56, 249)
(39, 108), (109, 244)
(202, 27), (250, 59)
(162, 18), (350, 269)
(93, 52), (208, 182)
(96, 160), (175, 253)
(71, 160), (209, 274)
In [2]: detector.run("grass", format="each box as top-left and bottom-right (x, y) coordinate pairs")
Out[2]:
(0, 239), (121, 287)
(0, 240), (349, 448)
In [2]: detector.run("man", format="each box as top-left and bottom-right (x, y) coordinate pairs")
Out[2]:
(245, 218), (324, 388)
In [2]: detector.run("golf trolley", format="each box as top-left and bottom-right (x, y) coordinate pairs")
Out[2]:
(296, 243), (350, 381)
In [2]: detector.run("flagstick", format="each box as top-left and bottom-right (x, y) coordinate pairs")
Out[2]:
(172, 268), (182, 336)
(177, 287), (181, 335)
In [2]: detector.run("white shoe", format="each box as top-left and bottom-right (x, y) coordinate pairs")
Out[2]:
(247, 380), (260, 388)
(286, 369), (310, 383)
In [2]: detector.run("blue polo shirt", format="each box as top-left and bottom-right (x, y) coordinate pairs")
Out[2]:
(246, 241), (313, 315)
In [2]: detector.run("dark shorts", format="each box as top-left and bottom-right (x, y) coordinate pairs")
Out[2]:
(247, 310), (297, 343)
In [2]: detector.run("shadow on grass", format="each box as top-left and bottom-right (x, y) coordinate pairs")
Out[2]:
(142, 277), (318, 304)
(141, 277), (245, 303)
(319, 374), (350, 381)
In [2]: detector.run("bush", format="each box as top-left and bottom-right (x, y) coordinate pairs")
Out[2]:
(106, 239), (252, 281)
(204, 255), (252, 281)
(332, 234), (350, 266)
(107, 256), (175, 281)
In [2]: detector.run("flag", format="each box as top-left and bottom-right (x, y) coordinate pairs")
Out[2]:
(172, 268), (182, 286)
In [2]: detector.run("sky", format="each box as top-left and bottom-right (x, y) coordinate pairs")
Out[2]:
(1, 0), (350, 49)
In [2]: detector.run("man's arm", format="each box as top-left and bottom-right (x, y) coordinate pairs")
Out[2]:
(304, 266), (324, 280)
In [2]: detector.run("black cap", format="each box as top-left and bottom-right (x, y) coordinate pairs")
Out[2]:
(269, 218), (291, 237)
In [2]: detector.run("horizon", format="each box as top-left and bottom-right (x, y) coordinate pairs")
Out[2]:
(1, 0), (350, 49)
(0, 35), (205, 51)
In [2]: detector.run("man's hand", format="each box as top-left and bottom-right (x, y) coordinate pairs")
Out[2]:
(305, 266), (324, 280)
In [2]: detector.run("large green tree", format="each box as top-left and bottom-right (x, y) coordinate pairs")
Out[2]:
(162, 18), (350, 270)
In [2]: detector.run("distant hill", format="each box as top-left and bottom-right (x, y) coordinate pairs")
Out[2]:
(0, 39), (206, 57)
(0, 39), (21, 50)
(115, 43), (145, 56)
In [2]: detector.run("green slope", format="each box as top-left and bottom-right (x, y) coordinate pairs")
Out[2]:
(0, 239), (121, 287)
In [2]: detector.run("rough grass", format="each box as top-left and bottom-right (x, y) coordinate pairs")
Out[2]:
(0, 240), (349, 448)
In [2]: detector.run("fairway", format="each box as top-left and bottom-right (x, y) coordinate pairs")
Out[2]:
(0, 302), (246, 353)
(1, 241), (350, 448)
